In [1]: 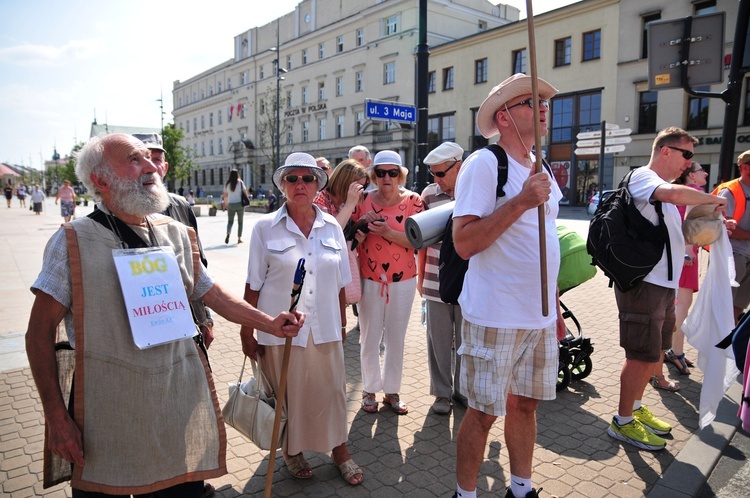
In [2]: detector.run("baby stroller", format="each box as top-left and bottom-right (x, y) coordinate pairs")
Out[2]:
(556, 226), (596, 392)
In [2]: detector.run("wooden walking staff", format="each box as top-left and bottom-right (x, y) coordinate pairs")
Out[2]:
(526, 0), (549, 316)
(264, 258), (306, 498)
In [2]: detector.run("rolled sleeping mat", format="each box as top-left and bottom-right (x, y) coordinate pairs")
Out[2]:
(405, 200), (455, 249)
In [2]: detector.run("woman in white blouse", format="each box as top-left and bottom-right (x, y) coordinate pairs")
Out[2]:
(240, 152), (363, 486)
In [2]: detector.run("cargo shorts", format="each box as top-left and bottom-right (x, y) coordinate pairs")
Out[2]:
(615, 280), (675, 363)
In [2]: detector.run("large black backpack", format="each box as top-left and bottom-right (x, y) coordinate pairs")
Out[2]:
(586, 169), (672, 292)
(438, 145), (550, 304)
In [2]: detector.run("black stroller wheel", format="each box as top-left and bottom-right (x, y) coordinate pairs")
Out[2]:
(556, 361), (571, 392)
(570, 354), (593, 380)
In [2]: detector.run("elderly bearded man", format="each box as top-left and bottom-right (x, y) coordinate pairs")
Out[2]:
(26, 134), (304, 497)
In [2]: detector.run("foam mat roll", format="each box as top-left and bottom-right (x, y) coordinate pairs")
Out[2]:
(405, 200), (455, 249)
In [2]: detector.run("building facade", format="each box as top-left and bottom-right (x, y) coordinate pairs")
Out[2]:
(172, 0), (519, 196)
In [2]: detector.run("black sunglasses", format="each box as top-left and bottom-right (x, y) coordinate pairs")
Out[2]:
(374, 168), (400, 178)
(664, 145), (694, 160)
(429, 161), (458, 178)
(284, 174), (317, 184)
(505, 98), (550, 111)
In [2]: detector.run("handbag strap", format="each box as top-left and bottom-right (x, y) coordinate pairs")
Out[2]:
(238, 356), (268, 395)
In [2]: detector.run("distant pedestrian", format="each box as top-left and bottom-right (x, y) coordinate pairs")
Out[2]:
(188, 190), (196, 206)
(222, 169), (249, 244)
(55, 180), (76, 222)
(16, 183), (27, 208)
(4, 182), (12, 208)
(178, 186), (184, 197)
(30, 185), (45, 215)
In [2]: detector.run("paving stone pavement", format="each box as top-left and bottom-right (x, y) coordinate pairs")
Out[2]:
(0, 198), (742, 497)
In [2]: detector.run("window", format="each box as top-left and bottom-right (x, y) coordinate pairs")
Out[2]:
(470, 108), (488, 150)
(240, 103), (246, 118)
(286, 90), (292, 109)
(478, 20), (487, 31)
(302, 86), (308, 104)
(337, 36), (344, 53)
(287, 127), (294, 145)
(356, 111), (364, 135)
(209, 112), (213, 127)
(219, 169), (223, 185)
(260, 100), (265, 115)
(227, 78), (232, 90)
(302, 121), (309, 142)
(638, 91), (658, 134)
(384, 15), (399, 36)
(209, 85), (213, 96)
(319, 43), (325, 60)
(193, 92), (196, 103)
(744, 78), (750, 126)
(318, 81), (326, 100)
(336, 76), (344, 97)
(443, 67), (454, 90)
(555, 38), (571, 67)
(186, 120), (190, 133)
(218, 110), (222, 125)
(259, 66), (264, 79)
(202, 170), (206, 186)
(356, 28), (364, 47)
(302, 49), (308, 65)
(218, 138), (223, 155)
(687, 86), (710, 130)
(475, 58), (488, 84)
(201, 142), (205, 156)
(427, 113), (456, 150)
(336, 115), (344, 138)
(241, 71), (248, 85)
(356, 71), (364, 92)
(179, 97), (183, 107)
(384, 62), (396, 85)
(550, 92), (603, 143)
(193, 117), (197, 131)
(318, 119), (326, 140)
(642, 13), (661, 59)
(201, 89), (205, 100)
(210, 169), (214, 186)
(512, 49), (526, 74)
(201, 115), (205, 130)
(583, 30), (601, 61)
(218, 82), (222, 93)
(428, 71), (436, 93)
(694, 1), (717, 15)
(210, 140), (214, 156)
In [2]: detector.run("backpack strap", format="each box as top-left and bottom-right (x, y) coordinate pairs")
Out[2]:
(484, 144), (553, 199)
(622, 170), (673, 282)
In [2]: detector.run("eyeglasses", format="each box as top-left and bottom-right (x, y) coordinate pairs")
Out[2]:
(505, 98), (550, 111)
(429, 161), (458, 178)
(284, 174), (317, 184)
(374, 168), (400, 178)
(664, 145), (694, 160)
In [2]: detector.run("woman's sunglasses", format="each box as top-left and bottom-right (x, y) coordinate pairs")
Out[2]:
(284, 174), (317, 184)
(374, 168), (400, 178)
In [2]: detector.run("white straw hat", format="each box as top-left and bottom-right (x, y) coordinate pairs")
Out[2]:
(272, 152), (328, 191)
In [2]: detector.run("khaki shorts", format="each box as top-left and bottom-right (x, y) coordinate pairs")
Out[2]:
(458, 320), (557, 417)
(615, 281), (675, 362)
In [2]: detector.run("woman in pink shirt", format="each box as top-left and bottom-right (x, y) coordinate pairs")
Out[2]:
(352, 151), (423, 414)
(55, 180), (77, 223)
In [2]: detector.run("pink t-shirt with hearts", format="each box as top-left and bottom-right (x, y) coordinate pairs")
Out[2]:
(352, 190), (423, 283)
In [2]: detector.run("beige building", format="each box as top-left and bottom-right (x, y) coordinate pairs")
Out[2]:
(172, 0), (519, 196)
(427, 0), (747, 205)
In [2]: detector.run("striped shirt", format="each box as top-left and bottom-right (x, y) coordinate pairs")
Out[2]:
(420, 183), (453, 301)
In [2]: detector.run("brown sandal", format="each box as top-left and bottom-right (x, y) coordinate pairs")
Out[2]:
(650, 375), (679, 392)
(336, 458), (363, 486)
(285, 453), (313, 479)
(383, 393), (409, 414)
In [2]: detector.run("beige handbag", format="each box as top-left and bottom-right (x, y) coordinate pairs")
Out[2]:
(222, 357), (286, 450)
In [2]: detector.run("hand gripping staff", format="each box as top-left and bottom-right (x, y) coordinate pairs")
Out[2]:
(264, 258), (306, 498)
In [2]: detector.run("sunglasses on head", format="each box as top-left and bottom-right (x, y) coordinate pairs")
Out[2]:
(374, 168), (400, 178)
(284, 174), (317, 184)
(429, 160), (458, 178)
(664, 145), (694, 160)
(505, 98), (550, 111)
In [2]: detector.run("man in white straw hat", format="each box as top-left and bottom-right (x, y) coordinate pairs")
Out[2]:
(418, 142), (466, 415)
(451, 73), (564, 498)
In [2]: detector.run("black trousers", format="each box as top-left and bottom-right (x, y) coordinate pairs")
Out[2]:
(72, 481), (204, 498)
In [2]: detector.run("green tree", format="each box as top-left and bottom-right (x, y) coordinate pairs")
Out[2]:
(256, 86), (289, 171)
(162, 123), (196, 188)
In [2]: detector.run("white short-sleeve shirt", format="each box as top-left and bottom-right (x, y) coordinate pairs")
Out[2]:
(246, 203), (351, 347)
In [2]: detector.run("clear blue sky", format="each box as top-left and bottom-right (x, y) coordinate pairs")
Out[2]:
(0, 0), (574, 169)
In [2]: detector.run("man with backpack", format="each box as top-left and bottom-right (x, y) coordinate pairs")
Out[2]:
(451, 73), (565, 498)
(606, 127), (726, 452)
(716, 150), (750, 323)
(417, 141), (466, 415)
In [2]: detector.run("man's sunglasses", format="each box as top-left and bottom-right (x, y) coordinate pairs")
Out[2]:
(664, 145), (694, 160)
(505, 98), (550, 111)
(429, 161), (458, 178)
(374, 168), (400, 178)
(284, 174), (317, 184)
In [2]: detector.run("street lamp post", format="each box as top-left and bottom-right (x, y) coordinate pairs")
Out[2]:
(272, 20), (287, 185)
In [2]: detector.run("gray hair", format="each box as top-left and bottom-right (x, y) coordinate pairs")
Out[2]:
(75, 136), (109, 200)
(348, 145), (371, 160)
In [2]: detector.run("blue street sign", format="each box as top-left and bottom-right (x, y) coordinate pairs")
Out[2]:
(365, 99), (416, 123)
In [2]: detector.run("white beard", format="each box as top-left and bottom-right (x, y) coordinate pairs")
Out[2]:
(107, 172), (170, 217)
